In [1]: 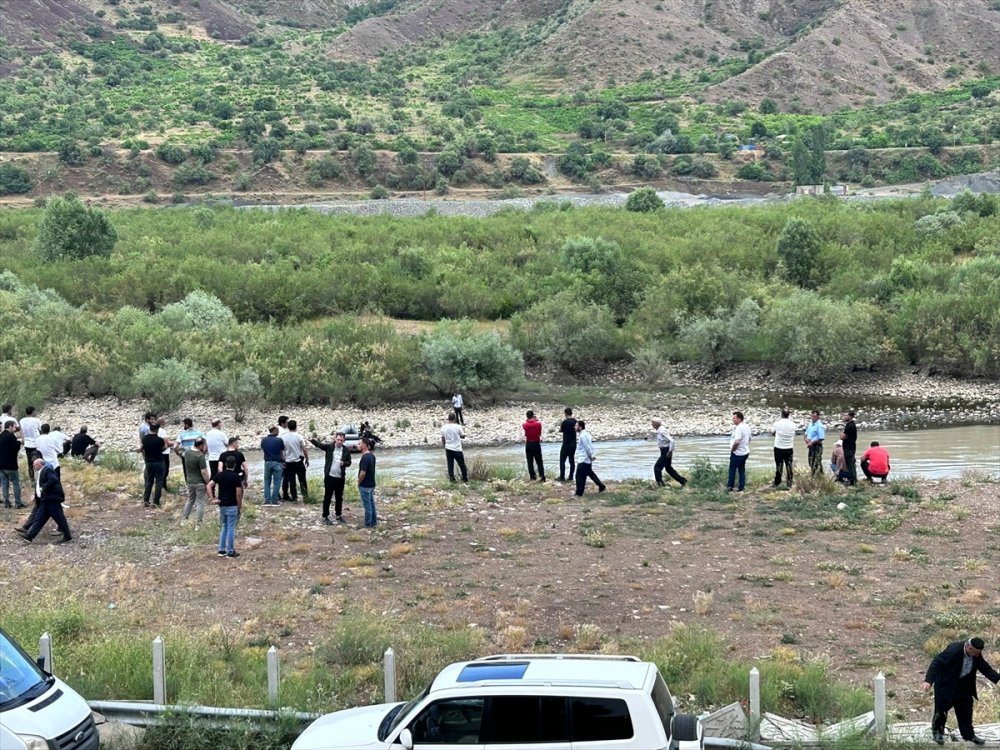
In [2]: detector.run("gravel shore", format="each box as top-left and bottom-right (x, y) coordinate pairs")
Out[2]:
(31, 365), (1000, 452)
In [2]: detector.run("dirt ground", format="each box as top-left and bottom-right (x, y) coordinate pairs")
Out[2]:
(1, 465), (998, 719)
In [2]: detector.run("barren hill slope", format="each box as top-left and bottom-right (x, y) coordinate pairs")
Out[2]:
(706, 0), (1000, 112)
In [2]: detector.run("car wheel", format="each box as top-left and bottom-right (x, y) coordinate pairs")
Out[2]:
(672, 713), (702, 744)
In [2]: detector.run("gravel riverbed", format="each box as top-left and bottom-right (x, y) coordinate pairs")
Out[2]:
(32, 365), (1000, 452)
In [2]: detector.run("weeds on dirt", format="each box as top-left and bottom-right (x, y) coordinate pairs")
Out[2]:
(686, 457), (726, 489)
(97, 449), (139, 472)
(119, 714), (302, 750)
(467, 457), (517, 482)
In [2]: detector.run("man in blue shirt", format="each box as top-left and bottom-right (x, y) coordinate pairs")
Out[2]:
(804, 409), (826, 476)
(260, 426), (285, 506)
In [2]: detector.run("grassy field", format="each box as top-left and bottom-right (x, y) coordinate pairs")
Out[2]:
(2, 459), (997, 735)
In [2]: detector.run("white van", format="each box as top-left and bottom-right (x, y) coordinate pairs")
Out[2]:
(292, 653), (702, 750)
(0, 627), (99, 750)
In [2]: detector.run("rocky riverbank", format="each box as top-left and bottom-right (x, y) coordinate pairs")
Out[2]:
(29, 365), (1000, 452)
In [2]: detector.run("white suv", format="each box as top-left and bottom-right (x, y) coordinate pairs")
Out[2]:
(292, 653), (703, 750)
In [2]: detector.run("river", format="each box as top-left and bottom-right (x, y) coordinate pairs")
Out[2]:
(227, 424), (998, 484)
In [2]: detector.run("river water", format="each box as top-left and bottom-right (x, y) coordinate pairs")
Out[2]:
(232, 424), (999, 484)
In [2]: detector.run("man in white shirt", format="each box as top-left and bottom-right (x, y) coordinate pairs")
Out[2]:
(0, 403), (18, 431)
(574, 420), (606, 496)
(451, 392), (464, 425)
(205, 418), (229, 480)
(726, 410), (752, 492)
(19, 406), (41, 479)
(651, 418), (687, 487)
(771, 407), (797, 489)
(35, 424), (63, 476)
(280, 419), (309, 502)
(440, 413), (467, 482)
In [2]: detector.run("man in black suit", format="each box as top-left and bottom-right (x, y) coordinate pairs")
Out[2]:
(923, 637), (999, 745)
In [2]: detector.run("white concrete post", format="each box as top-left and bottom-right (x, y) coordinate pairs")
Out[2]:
(38, 632), (53, 673)
(267, 646), (280, 705)
(152, 636), (166, 705)
(384, 647), (397, 703)
(749, 667), (761, 740)
(874, 671), (886, 735)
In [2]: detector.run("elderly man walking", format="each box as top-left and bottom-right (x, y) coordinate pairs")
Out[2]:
(923, 637), (999, 745)
(651, 418), (687, 488)
(18, 458), (72, 544)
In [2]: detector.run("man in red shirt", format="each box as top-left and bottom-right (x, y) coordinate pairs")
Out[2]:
(861, 441), (891, 482)
(522, 410), (545, 482)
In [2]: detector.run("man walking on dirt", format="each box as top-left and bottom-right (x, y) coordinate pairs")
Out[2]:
(923, 637), (999, 745)
(558, 407), (577, 482)
(804, 409), (825, 476)
(840, 410), (858, 486)
(651, 418), (687, 487)
(18, 458), (72, 544)
(522, 410), (545, 482)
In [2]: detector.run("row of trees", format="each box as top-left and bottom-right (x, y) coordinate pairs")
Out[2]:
(1, 193), (996, 413)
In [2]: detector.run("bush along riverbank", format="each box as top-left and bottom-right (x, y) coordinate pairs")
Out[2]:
(1, 460), (997, 728)
(1, 194), (999, 412)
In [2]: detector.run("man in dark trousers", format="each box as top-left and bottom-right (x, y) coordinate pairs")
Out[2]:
(18, 458), (72, 543)
(1, 420), (25, 509)
(923, 637), (999, 745)
(522, 410), (545, 482)
(840, 409), (858, 486)
(558, 407), (577, 482)
(310, 430), (352, 525)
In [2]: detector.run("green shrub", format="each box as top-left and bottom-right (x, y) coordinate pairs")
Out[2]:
(736, 162), (772, 181)
(420, 319), (523, 395)
(625, 187), (664, 212)
(159, 290), (236, 331)
(155, 142), (187, 165)
(0, 163), (33, 195)
(677, 298), (760, 370)
(206, 367), (264, 422)
(510, 291), (623, 370)
(131, 358), (203, 414)
(761, 292), (880, 371)
(35, 195), (118, 261)
(173, 163), (215, 186)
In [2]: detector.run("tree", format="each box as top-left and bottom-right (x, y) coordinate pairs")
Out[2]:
(131, 358), (202, 414)
(58, 140), (84, 166)
(35, 195), (117, 261)
(791, 125), (826, 184)
(625, 187), (664, 212)
(510, 292), (623, 370)
(559, 236), (649, 322)
(421, 319), (524, 394)
(677, 299), (760, 371)
(776, 218), (822, 289)
(0, 163), (33, 195)
(758, 98), (778, 114)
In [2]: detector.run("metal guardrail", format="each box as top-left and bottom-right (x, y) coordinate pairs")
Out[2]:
(89, 700), (320, 728)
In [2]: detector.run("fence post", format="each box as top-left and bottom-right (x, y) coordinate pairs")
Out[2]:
(874, 671), (886, 735)
(384, 647), (397, 704)
(152, 636), (166, 705)
(38, 632), (53, 673)
(749, 667), (761, 741)
(267, 646), (280, 705)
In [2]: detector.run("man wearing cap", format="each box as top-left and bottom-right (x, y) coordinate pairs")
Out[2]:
(923, 637), (999, 745)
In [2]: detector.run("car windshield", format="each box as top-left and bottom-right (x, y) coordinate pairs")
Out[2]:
(379, 683), (431, 741)
(0, 628), (51, 709)
(650, 672), (674, 737)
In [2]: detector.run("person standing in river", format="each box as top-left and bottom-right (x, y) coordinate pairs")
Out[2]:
(804, 409), (825, 476)
(771, 407), (796, 488)
(651, 418), (687, 487)
(440, 413), (468, 483)
(558, 407), (577, 482)
(522, 410), (545, 482)
(840, 410), (858, 486)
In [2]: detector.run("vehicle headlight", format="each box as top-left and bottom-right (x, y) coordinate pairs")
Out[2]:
(15, 735), (51, 750)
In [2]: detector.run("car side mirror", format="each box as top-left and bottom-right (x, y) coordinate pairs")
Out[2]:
(398, 728), (414, 750)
